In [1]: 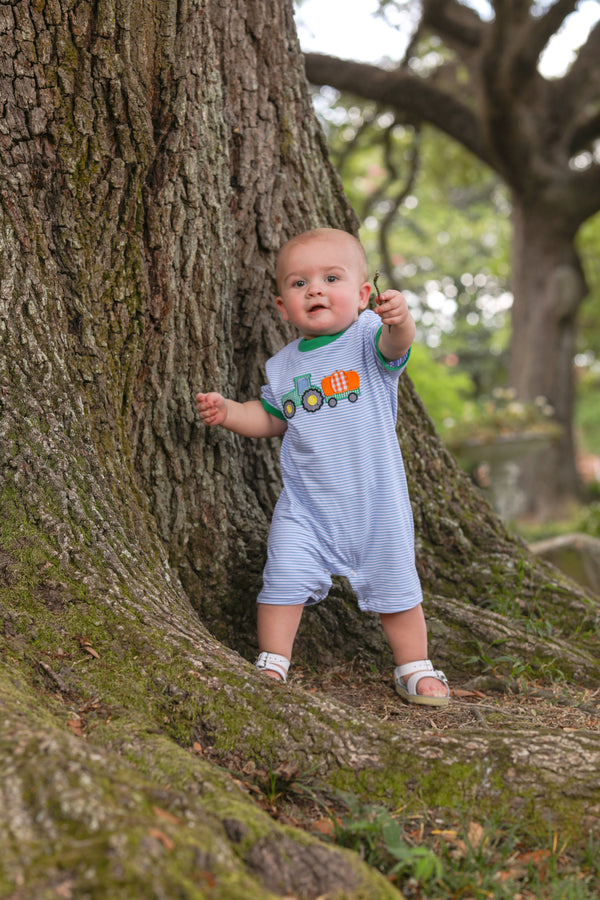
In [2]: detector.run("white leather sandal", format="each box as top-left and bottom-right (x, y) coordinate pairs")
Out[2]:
(255, 651), (290, 683)
(394, 659), (450, 707)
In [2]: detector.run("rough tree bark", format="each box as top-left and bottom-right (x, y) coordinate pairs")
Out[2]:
(1, 0), (600, 896)
(304, 0), (600, 517)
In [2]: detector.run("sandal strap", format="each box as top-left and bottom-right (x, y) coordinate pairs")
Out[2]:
(255, 651), (290, 682)
(404, 669), (448, 696)
(395, 659), (434, 679)
(395, 661), (449, 697)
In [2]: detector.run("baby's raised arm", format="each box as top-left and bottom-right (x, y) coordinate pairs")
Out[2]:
(196, 392), (286, 439)
(375, 289), (416, 361)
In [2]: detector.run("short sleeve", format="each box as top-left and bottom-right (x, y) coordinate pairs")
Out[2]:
(261, 382), (285, 420)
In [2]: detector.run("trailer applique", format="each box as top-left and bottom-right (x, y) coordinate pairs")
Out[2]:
(321, 370), (360, 406)
(281, 370), (360, 419)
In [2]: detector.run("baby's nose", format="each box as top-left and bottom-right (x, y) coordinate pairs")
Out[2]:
(307, 282), (323, 295)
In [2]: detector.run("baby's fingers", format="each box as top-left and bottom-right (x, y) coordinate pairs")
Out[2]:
(196, 391), (225, 426)
(198, 407), (219, 426)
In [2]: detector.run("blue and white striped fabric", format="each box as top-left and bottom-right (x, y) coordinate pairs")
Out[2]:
(259, 309), (422, 613)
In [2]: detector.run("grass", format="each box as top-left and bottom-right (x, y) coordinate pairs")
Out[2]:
(511, 496), (600, 545)
(256, 662), (600, 900)
(317, 796), (600, 899)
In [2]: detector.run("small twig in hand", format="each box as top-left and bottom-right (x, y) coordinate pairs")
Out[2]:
(373, 271), (391, 332)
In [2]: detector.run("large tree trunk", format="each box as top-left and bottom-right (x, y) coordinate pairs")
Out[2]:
(127, 0), (358, 655)
(1, 1), (600, 895)
(509, 199), (587, 518)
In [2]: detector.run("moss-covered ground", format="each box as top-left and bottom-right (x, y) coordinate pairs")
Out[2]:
(2, 498), (600, 897)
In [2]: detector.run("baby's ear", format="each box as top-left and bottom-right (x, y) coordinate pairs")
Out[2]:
(358, 281), (371, 310)
(276, 296), (290, 322)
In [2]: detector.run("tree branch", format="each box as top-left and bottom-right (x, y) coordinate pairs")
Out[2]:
(570, 163), (600, 222)
(508, 0), (578, 88)
(561, 18), (600, 96)
(304, 53), (492, 167)
(368, 122), (422, 291)
(333, 106), (378, 177)
(569, 111), (600, 156)
(542, 20), (600, 155)
(525, 0), (578, 56)
(420, 0), (484, 51)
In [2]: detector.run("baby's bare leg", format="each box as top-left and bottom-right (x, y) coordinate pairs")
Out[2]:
(257, 602), (304, 680)
(380, 605), (447, 698)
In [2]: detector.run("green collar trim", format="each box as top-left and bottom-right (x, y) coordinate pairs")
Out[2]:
(298, 329), (346, 352)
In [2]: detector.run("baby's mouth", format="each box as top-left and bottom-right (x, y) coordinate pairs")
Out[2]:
(308, 302), (327, 313)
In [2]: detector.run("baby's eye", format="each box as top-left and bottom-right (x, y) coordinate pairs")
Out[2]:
(325, 275), (338, 283)
(292, 279), (306, 288)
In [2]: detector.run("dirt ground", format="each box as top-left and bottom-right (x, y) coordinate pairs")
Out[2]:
(223, 660), (600, 884)
(290, 661), (600, 734)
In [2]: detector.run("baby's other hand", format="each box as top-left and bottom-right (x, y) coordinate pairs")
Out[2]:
(196, 391), (228, 427)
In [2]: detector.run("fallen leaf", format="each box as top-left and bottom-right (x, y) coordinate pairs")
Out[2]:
(192, 741), (203, 754)
(312, 818), (336, 836)
(149, 828), (175, 851)
(67, 718), (83, 736)
(405, 826), (424, 841)
(468, 821), (486, 848)
(82, 643), (100, 659)
(196, 870), (217, 888)
(517, 848), (551, 868)
(494, 869), (515, 883)
(152, 805), (182, 825)
(493, 849), (552, 884)
(54, 880), (75, 899)
(449, 839), (468, 859)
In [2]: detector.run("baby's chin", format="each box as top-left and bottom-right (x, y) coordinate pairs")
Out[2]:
(299, 313), (361, 338)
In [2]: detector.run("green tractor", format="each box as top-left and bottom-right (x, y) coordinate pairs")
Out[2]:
(281, 373), (324, 419)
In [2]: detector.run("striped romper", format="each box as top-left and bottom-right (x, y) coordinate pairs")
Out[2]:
(259, 309), (422, 614)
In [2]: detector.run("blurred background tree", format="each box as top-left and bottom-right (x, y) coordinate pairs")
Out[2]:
(316, 96), (513, 400)
(302, 0), (600, 522)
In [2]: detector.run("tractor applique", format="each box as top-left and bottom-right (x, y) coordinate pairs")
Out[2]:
(281, 371), (360, 419)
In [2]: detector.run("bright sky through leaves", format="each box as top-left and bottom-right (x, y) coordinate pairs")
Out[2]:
(295, 0), (600, 77)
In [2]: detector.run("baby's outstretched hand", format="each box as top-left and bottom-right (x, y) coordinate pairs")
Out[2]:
(375, 289), (410, 329)
(196, 391), (228, 427)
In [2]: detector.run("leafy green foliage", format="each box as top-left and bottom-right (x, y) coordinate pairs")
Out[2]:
(442, 389), (560, 448)
(314, 87), (600, 501)
(575, 365), (600, 458)
(577, 212), (600, 360)
(330, 795), (443, 889)
(578, 502), (600, 538)
(316, 89), (512, 367)
(408, 342), (473, 429)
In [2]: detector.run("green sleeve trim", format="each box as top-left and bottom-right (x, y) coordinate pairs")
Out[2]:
(375, 325), (412, 370)
(261, 398), (285, 420)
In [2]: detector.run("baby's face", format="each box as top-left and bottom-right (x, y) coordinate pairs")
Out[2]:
(276, 234), (371, 339)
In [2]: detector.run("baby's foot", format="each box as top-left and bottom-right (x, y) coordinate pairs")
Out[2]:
(255, 651), (290, 683)
(411, 672), (448, 698)
(263, 669), (284, 681)
(394, 660), (450, 707)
